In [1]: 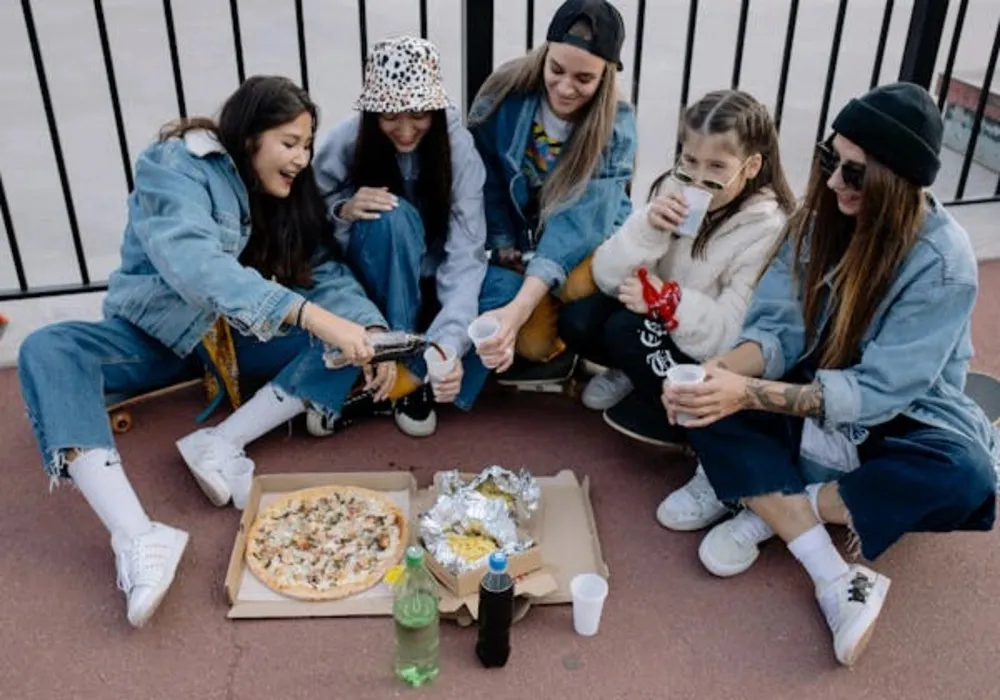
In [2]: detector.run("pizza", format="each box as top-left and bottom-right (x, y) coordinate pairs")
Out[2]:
(245, 485), (408, 601)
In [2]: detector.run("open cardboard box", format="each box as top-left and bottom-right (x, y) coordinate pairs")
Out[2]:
(224, 469), (606, 621)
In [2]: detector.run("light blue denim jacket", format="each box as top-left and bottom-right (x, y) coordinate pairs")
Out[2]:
(103, 130), (385, 357)
(468, 92), (637, 288)
(743, 195), (999, 461)
(313, 106), (488, 355)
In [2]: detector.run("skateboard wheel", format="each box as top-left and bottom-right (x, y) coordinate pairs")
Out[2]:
(111, 411), (133, 434)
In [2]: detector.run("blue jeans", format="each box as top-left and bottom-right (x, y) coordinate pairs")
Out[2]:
(346, 201), (502, 411)
(687, 410), (997, 560)
(18, 318), (360, 478)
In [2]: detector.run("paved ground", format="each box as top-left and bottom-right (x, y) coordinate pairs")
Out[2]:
(0, 263), (997, 699)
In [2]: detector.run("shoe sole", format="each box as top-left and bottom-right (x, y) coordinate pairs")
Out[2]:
(697, 533), (761, 578)
(496, 357), (579, 388)
(602, 410), (684, 449)
(128, 529), (189, 628)
(176, 439), (231, 507)
(837, 575), (891, 667)
(394, 410), (438, 438)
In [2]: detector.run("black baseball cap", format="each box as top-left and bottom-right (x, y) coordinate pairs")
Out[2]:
(546, 0), (625, 70)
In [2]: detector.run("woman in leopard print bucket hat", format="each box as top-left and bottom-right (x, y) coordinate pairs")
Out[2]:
(315, 36), (489, 439)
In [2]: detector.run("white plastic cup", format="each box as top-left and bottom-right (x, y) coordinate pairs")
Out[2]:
(665, 363), (707, 426)
(676, 185), (713, 237)
(424, 345), (456, 382)
(224, 457), (255, 511)
(570, 573), (609, 636)
(467, 315), (501, 349)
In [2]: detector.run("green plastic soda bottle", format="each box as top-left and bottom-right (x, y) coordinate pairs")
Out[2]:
(393, 546), (440, 687)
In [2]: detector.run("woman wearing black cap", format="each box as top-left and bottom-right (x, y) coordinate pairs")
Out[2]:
(663, 82), (998, 666)
(460, 0), (637, 398)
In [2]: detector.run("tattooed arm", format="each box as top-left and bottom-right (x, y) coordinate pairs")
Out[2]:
(741, 378), (824, 418)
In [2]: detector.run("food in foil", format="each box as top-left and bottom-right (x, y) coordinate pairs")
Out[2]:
(420, 466), (542, 575)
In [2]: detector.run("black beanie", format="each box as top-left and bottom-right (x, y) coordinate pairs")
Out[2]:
(830, 82), (943, 187)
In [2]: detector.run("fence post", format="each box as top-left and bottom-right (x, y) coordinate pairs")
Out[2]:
(898, 0), (950, 88)
(462, 0), (494, 115)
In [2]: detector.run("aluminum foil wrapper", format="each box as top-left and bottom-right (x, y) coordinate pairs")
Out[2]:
(420, 466), (542, 575)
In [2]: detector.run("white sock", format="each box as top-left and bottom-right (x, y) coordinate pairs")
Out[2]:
(67, 449), (153, 540)
(788, 524), (850, 589)
(214, 384), (305, 448)
(805, 483), (824, 523)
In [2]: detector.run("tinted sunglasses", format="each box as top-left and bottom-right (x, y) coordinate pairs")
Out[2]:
(672, 157), (750, 192)
(817, 139), (866, 190)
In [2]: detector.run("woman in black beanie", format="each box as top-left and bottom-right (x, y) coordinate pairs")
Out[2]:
(662, 82), (998, 667)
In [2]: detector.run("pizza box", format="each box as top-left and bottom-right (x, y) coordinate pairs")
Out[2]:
(224, 471), (418, 619)
(427, 469), (608, 621)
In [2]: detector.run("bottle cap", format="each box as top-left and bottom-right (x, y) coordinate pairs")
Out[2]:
(488, 551), (507, 573)
(405, 546), (424, 567)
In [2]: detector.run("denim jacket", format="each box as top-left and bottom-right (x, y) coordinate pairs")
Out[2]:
(314, 107), (488, 355)
(103, 130), (384, 357)
(468, 92), (637, 288)
(742, 195), (999, 461)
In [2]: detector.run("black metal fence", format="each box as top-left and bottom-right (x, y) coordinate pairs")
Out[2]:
(3, 0), (1000, 302)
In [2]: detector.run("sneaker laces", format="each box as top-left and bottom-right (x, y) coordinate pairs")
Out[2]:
(684, 466), (718, 506)
(116, 535), (169, 593)
(728, 510), (774, 548)
(198, 433), (245, 464)
(846, 572), (874, 604)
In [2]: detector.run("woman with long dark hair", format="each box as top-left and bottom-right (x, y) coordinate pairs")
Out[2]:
(17, 76), (389, 627)
(662, 83), (999, 666)
(315, 36), (488, 438)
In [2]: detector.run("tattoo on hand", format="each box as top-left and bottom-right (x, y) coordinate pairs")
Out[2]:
(742, 380), (824, 418)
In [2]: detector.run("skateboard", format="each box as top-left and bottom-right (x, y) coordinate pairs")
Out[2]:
(966, 371), (1000, 426)
(105, 378), (216, 434)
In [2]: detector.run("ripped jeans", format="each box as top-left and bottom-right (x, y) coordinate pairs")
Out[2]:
(687, 410), (997, 560)
(17, 317), (360, 478)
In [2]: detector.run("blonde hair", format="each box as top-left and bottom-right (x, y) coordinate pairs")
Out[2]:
(469, 34), (624, 222)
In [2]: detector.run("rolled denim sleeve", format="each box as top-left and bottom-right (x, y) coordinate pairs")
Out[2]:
(737, 238), (806, 379)
(133, 146), (300, 340)
(816, 275), (977, 430)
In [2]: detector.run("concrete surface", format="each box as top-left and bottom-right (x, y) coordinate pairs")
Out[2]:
(0, 262), (998, 700)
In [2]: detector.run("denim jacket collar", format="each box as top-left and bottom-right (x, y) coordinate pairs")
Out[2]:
(502, 94), (542, 172)
(184, 129), (225, 158)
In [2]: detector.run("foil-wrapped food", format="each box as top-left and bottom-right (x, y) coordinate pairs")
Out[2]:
(420, 466), (542, 575)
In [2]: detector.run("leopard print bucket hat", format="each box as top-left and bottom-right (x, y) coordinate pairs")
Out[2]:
(355, 36), (450, 114)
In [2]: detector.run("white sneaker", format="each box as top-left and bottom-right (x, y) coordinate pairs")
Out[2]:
(817, 565), (891, 666)
(112, 523), (189, 628)
(176, 429), (249, 506)
(698, 509), (775, 577)
(581, 369), (633, 410)
(656, 464), (728, 531)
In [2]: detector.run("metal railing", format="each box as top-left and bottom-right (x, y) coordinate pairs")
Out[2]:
(2, 0), (999, 302)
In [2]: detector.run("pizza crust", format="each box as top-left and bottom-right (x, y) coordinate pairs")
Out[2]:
(245, 485), (409, 601)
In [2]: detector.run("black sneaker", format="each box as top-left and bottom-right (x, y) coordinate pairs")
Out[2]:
(394, 384), (437, 438)
(305, 389), (392, 437)
(603, 392), (687, 447)
(495, 352), (578, 391)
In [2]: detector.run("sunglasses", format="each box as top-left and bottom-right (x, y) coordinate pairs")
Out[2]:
(816, 139), (866, 190)
(672, 157), (750, 192)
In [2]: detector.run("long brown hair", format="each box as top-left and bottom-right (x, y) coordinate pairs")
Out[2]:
(649, 90), (796, 259)
(159, 76), (325, 288)
(783, 151), (925, 369)
(469, 21), (623, 222)
(348, 110), (452, 248)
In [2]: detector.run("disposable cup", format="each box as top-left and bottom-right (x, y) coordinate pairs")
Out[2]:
(570, 573), (609, 636)
(224, 457), (255, 511)
(665, 363), (707, 426)
(676, 185), (713, 237)
(424, 345), (456, 382)
(467, 315), (501, 349)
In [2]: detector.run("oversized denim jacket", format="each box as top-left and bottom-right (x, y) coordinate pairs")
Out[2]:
(743, 195), (999, 462)
(103, 131), (384, 357)
(468, 92), (637, 288)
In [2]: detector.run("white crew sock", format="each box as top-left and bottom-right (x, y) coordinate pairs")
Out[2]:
(788, 524), (850, 589)
(67, 448), (153, 540)
(805, 483), (825, 523)
(213, 383), (305, 448)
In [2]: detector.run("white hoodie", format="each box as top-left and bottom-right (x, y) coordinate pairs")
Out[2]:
(592, 189), (787, 361)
